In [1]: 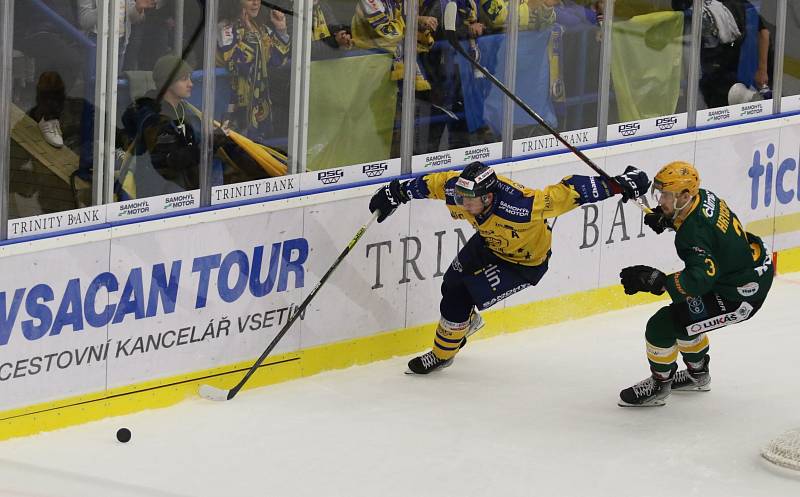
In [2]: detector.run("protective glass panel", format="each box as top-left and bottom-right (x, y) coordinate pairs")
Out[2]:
(513, 0), (601, 157)
(114, 0), (208, 216)
(607, 0), (691, 140)
(781, 1), (800, 111)
(695, 0), (777, 125)
(303, 0), (403, 187)
(212, 0), (299, 204)
(6, 0), (100, 237)
(411, 0), (507, 172)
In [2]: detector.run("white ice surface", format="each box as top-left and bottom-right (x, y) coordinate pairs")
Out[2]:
(1, 276), (799, 497)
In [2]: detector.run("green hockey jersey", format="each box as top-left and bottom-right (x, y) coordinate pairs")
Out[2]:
(664, 189), (772, 302)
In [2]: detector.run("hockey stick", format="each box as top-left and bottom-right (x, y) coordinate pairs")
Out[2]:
(442, 2), (651, 213)
(199, 211), (380, 401)
(260, 1), (294, 16)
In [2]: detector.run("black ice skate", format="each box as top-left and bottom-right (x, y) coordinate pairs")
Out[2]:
(406, 351), (454, 375)
(618, 365), (677, 407)
(672, 356), (711, 392)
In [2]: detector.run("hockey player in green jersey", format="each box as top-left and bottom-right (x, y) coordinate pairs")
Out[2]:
(618, 162), (774, 407)
(369, 161), (651, 374)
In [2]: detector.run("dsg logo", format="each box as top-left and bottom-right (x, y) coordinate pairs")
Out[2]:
(362, 162), (388, 178)
(618, 122), (640, 137)
(656, 116), (678, 131)
(318, 169), (344, 185)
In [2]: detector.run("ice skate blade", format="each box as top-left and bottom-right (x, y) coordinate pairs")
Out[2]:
(404, 358), (454, 375)
(617, 399), (667, 407)
(672, 385), (711, 392)
(465, 313), (485, 338)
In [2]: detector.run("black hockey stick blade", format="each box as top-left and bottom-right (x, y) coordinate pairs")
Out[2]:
(442, 2), (651, 213)
(260, 1), (294, 16)
(199, 211), (380, 401)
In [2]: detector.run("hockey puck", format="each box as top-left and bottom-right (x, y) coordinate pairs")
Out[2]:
(116, 427), (131, 443)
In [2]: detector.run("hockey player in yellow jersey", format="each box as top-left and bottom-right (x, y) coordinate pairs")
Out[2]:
(369, 161), (651, 374)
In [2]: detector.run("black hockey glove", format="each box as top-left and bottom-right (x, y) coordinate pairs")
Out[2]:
(620, 265), (666, 296)
(613, 165), (651, 202)
(643, 206), (674, 234)
(369, 179), (410, 223)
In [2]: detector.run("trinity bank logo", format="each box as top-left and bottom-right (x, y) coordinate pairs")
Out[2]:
(618, 122), (640, 137)
(362, 162), (388, 178)
(318, 169), (344, 185)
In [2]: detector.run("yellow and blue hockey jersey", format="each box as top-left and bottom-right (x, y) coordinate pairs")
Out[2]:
(403, 170), (619, 266)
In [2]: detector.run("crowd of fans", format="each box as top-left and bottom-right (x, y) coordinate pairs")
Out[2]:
(5, 0), (784, 214)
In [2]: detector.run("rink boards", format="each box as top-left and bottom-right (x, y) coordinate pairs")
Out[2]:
(2, 115), (800, 440)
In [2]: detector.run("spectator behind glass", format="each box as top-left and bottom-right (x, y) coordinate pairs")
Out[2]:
(525, 0), (559, 30)
(414, 0), (473, 154)
(121, 55), (231, 194)
(122, 55), (198, 192)
(217, 0), (291, 144)
(29, 72), (67, 148)
(311, 0), (353, 58)
(125, 0), (176, 71)
(553, 0), (602, 26)
(474, 0), (557, 31)
(672, 0), (772, 107)
(611, 0), (772, 107)
(77, 0), (155, 69)
(351, 0), (433, 91)
(13, 2), (87, 150)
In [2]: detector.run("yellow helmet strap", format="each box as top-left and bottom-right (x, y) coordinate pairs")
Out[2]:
(671, 192), (694, 220)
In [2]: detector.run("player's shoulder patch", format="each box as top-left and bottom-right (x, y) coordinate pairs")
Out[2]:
(495, 192), (533, 223)
(444, 176), (460, 205)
